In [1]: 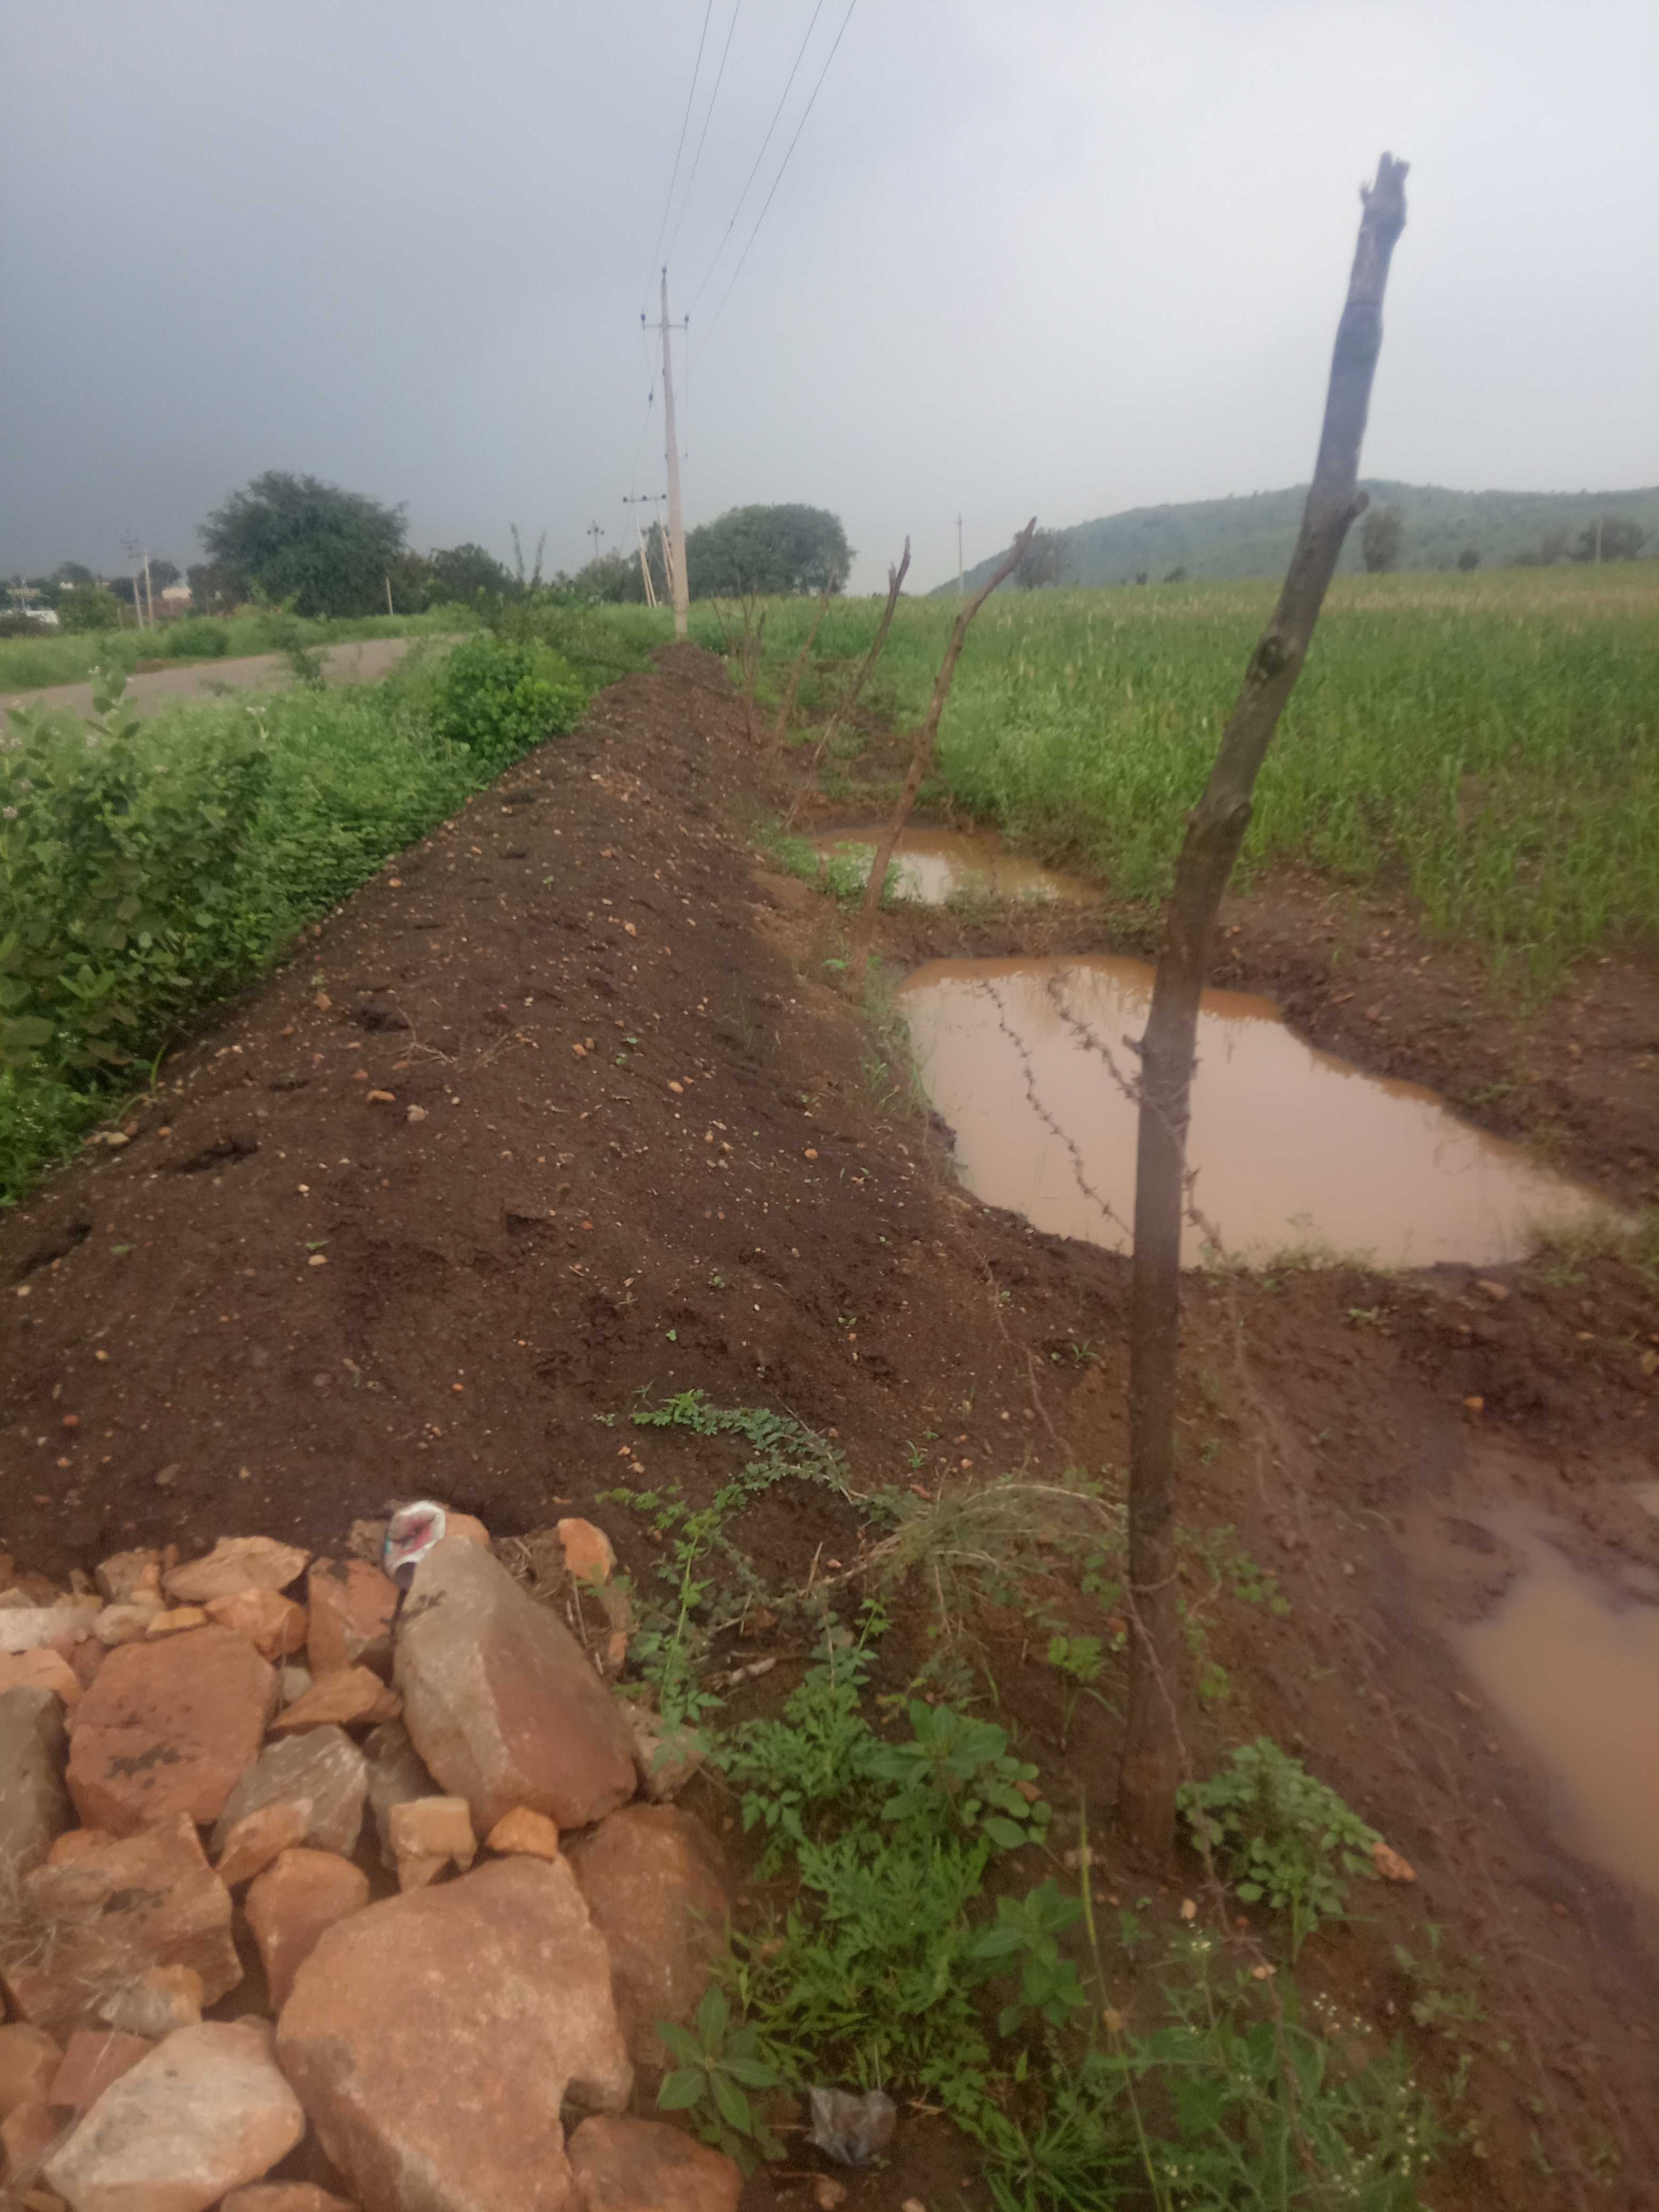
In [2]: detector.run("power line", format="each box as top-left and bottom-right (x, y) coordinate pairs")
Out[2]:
(691, 0), (857, 368)
(666, 0), (744, 271)
(639, 0), (717, 311)
(686, 0), (828, 319)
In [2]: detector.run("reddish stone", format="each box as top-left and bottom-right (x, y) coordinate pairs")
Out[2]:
(2, 1814), (242, 2038)
(565, 1807), (728, 2067)
(66, 1626), (277, 1835)
(222, 2190), (359, 2212)
(269, 1666), (400, 1736)
(47, 2027), (155, 2113)
(485, 1806), (562, 1861)
(306, 1560), (397, 1679)
(164, 1536), (309, 1604)
(278, 1857), (631, 2212)
(567, 2116), (741, 2212)
(1, 2096), (60, 2178)
(395, 1538), (636, 1833)
(216, 1799), (312, 1888)
(0, 1648), (82, 1706)
(0, 2024), (61, 2120)
(45, 2021), (305, 2211)
(207, 1588), (309, 1659)
(246, 1849), (371, 2010)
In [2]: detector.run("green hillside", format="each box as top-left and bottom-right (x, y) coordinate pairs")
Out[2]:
(943, 481), (1659, 591)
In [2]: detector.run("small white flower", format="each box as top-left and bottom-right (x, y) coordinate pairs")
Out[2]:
(1, 805), (16, 819)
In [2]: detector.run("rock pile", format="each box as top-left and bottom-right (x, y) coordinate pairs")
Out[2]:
(0, 1517), (741, 2212)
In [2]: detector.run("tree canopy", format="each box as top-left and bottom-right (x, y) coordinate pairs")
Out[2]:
(200, 471), (409, 617)
(429, 543), (514, 602)
(685, 504), (851, 597)
(1360, 504), (1404, 573)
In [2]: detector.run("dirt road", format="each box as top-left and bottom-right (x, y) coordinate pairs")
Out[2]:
(1, 634), (424, 723)
(2, 643), (1654, 2205)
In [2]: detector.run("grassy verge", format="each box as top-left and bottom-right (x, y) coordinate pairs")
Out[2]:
(0, 607), (477, 694)
(693, 565), (1659, 986)
(590, 1390), (1451, 2209)
(0, 629), (626, 1205)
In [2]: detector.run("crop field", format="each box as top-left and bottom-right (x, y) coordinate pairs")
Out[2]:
(715, 562), (1659, 985)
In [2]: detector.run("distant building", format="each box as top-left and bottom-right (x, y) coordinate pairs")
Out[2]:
(159, 582), (192, 607)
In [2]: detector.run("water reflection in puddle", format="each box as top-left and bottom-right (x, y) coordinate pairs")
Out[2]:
(1453, 1508), (1659, 1904)
(812, 828), (1095, 905)
(898, 955), (1607, 1267)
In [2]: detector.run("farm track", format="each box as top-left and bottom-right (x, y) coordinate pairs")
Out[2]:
(0, 633), (426, 722)
(2, 643), (1656, 2206)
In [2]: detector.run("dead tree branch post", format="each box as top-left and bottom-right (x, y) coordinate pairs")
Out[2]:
(1119, 154), (1409, 1861)
(848, 520), (1035, 984)
(784, 538), (911, 830)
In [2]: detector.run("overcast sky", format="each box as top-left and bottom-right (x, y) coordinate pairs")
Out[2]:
(4, 0), (1655, 593)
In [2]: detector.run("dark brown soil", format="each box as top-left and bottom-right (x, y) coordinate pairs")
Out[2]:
(4, 645), (1657, 2209)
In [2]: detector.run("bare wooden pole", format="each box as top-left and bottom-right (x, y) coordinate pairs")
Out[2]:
(1118, 154), (1409, 1861)
(848, 519), (1035, 984)
(767, 581), (836, 750)
(784, 537), (910, 830)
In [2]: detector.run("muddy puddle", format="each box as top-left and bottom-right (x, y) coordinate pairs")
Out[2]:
(813, 827), (1095, 904)
(1451, 1506), (1659, 1904)
(898, 954), (1607, 1267)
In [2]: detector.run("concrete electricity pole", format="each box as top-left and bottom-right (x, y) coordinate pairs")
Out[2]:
(587, 521), (604, 567)
(655, 269), (690, 639)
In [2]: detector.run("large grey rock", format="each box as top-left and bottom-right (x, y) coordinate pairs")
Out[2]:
(0, 1686), (72, 1873)
(45, 2020), (305, 2212)
(277, 1856), (632, 2212)
(211, 1725), (367, 1859)
(395, 1537), (636, 1833)
(1, 1815), (242, 2039)
(363, 1722), (438, 1871)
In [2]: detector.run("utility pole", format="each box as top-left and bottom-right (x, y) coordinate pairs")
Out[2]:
(956, 514), (965, 595)
(587, 521), (605, 567)
(142, 550), (155, 627)
(120, 538), (145, 629)
(623, 494), (666, 608)
(650, 269), (690, 639)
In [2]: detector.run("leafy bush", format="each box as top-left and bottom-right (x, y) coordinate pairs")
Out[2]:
(1, 675), (268, 1080)
(162, 618), (230, 660)
(1179, 1738), (1380, 1949)
(433, 635), (586, 768)
(56, 586), (124, 634)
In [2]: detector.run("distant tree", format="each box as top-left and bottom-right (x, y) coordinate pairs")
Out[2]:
(428, 543), (513, 603)
(147, 559), (181, 591)
(1456, 547), (1481, 571)
(685, 504), (850, 597)
(52, 562), (95, 590)
(1134, 571), (1149, 586)
(1571, 516), (1648, 563)
(187, 563), (240, 613)
(1539, 526), (1571, 565)
(57, 584), (124, 633)
(1162, 565), (1189, 584)
(1360, 503), (1403, 572)
(200, 471), (409, 617)
(1013, 528), (1067, 589)
(568, 551), (647, 605)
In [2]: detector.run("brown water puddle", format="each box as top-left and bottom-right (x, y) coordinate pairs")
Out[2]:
(1452, 1505), (1659, 1904)
(898, 954), (1607, 1267)
(813, 827), (1095, 904)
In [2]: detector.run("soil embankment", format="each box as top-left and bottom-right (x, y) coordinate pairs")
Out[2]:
(4, 643), (1657, 2206)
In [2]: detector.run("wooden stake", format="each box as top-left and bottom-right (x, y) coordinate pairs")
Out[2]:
(1118, 153), (1409, 1861)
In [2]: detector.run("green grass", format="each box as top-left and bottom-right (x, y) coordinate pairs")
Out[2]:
(0, 607), (476, 694)
(696, 563), (1659, 985)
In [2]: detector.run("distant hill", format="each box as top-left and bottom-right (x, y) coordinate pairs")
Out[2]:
(940, 482), (1659, 591)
